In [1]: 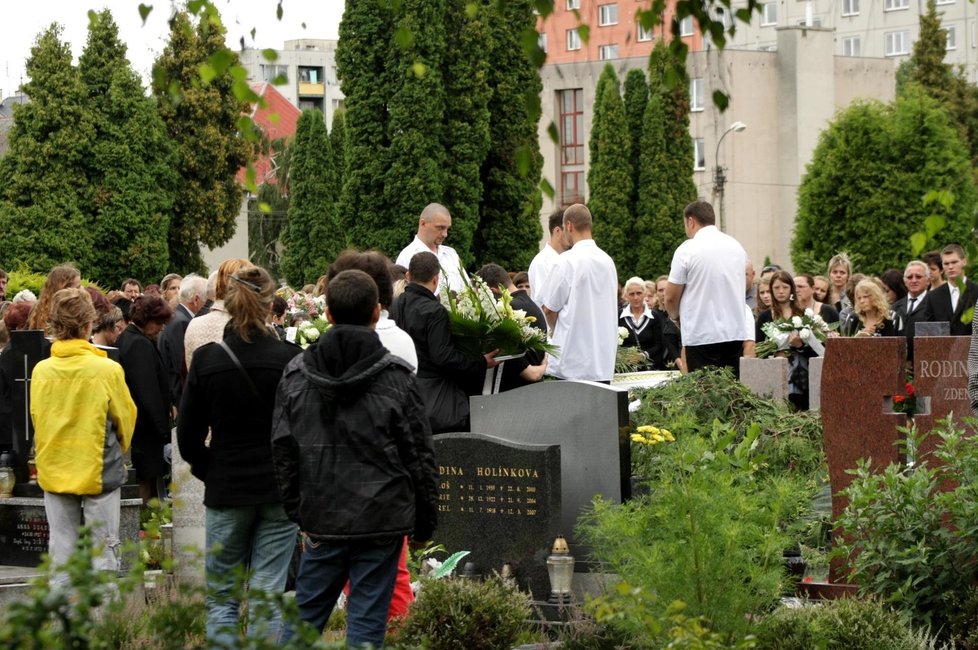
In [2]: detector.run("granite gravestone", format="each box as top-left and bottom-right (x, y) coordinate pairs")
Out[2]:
(433, 433), (560, 599)
(820, 337), (907, 581)
(469, 381), (630, 555)
(912, 336), (974, 471)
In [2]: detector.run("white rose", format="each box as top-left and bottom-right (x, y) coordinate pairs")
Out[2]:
(303, 325), (320, 342)
(511, 309), (527, 320)
(791, 316), (803, 328)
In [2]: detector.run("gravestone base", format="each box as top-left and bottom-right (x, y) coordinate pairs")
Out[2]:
(739, 357), (789, 401)
(170, 442), (206, 584)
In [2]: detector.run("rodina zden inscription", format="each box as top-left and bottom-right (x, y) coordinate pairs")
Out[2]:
(918, 359), (969, 402)
(438, 465), (542, 518)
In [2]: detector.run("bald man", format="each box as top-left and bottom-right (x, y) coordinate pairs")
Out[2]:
(395, 203), (466, 292)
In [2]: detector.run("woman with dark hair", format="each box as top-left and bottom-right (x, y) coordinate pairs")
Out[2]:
(754, 271), (804, 342)
(30, 288), (136, 584)
(880, 269), (907, 305)
(116, 295), (173, 504)
(26, 264), (81, 333)
(793, 273), (840, 325)
(755, 271), (816, 410)
(177, 266), (301, 646)
(270, 295), (288, 340)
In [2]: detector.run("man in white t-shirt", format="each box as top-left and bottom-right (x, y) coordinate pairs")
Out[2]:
(541, 204), (618, 382)
(664, 200), (748, 377)
(395, 203), (466, 293)
(527, 208), (568, 308)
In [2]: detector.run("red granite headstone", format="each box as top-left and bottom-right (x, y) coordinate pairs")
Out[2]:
(913, 336), (976, 464)
(820, 337), (906, 582)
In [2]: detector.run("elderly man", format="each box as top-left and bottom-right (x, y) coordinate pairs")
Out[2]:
(158, 274), (207, 410)
(664, 200), (747, 377)
(395, 203), (466, 293)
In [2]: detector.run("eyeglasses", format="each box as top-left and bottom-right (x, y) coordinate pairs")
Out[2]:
(905, 274), (925, 280)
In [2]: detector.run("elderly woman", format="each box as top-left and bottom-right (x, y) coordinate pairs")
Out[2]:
(842, 278), (900, 337)
(178, 266), (301, 646)
(619, 276), (664, 370)
(30, 288), (136, 582)
(827, 253), (852, 313)
(117, 295), (173, 504)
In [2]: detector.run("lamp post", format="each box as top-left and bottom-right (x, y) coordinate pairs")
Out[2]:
(713, 121), (747, 232)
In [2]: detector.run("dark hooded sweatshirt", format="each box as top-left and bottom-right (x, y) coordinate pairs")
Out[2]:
(271, 324), (438, 542)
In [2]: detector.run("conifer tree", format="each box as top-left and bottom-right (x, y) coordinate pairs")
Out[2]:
(440, 0), (492, 267)
(329, 109), (347, 212)
(0, 25), (96, 274)
(336, 0), (395, 255)
(624, 68), (649, 222)
(248, 137), (291, 281)
(81, 9), (177, 287)
(474, 0), (544, 270)
(152, 11), (253, 274)
(636, 42), (696, 279)
(280, 110), (341, 286)
(588, 65), (617, 192)
(588, 65), (633, 280)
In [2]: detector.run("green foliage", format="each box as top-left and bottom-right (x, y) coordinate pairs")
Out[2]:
(395, 576), (532, 650)
(579, 425), (805, 640)
(248, 138), (291, 280)
(329, 109), (347, 207)
(752, 598), (933, 650)
(636, 41), (696, 280)
(623, 68), (649, 224)
(835, 418), (978, 634)
(280, 110), (342, 286)
(152, 11), (254, 274)
(589, 65), (633, 281)
(791, 89), (976, 276)
(474, 0), (544, 271)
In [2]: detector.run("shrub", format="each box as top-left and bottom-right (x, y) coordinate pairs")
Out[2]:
(395, 576), (532, 650)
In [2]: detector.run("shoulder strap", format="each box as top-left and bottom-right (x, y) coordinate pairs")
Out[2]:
(218, 340), (265, 406)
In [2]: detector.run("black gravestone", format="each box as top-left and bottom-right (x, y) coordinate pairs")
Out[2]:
(433, 433), (561, 600)
(7, 330), (48, 485)
(0, 498), (50, 566)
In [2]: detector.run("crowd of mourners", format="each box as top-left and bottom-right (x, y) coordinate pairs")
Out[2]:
(0, 197), (972, 646)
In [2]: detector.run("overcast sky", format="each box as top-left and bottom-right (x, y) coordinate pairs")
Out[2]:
(0, 0), (345, 100)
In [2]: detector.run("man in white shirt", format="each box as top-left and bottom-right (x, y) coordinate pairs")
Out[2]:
(527, 208), (568, 308)
(664, 200), (748, 377)
(395, 203), (466, 293)
(541, 204), (618, 382)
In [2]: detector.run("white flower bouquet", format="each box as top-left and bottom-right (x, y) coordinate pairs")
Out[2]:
(756, 308), (836, 358)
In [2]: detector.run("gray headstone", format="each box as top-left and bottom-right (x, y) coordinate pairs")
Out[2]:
(169, 439), (206, 583)
(916, 322), (950, 337)
(739, 357), (789, 401)
(469, 380), (630, 552)
(808, 357), (823, 411)
(433, 433), (560, 599)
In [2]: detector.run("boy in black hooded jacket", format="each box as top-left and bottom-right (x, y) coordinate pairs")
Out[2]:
(272, 269), (438, 646)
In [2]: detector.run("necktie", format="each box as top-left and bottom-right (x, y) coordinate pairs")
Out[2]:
(907, 297), (916, 313)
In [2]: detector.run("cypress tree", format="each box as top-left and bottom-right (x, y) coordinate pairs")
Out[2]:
(441, 0), (492, 267)
(280, 110), (340, 286)
(81, 9), (177, 287)
(0, 25), (96, 274)
(336, 0), (395, 255)
(623, 68), (649, 222)
(588, 65), (617, 193)
(588, 65), (633, 280)
(636, 42), (696, 280)
(474, 0), (544, 271)
(152, 11), (253, 274)
(248, 137), (291, 281)
(329, 108), (347, 212)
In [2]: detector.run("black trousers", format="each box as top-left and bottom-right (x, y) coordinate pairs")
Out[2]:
(684, 341), (743, 379)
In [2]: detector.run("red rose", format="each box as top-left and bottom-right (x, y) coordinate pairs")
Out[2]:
(906, 383), (915, 396)
(894, 395), (905, 404)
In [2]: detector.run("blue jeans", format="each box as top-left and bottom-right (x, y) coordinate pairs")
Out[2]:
(205, 503), (298, 648)
(292, 536), (403, 648)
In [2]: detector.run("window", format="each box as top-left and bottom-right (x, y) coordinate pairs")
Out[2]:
(567, 0), (580, 9)
(693, 138), (706, 170)
(558, 89), (585, 205)
(842, 35), (861, 56)
(947, 25), (957, 50)
(762, 2), (777, 26)
(842, 0), (859, 16)
(885, 30), (909, 55)
(884, 0), (909, 10)
(637, 21), (653, 42)
(567, 28), (581, 51)
(599, 4), (618, 26)
(539, 32), (548, 53)
(599, 44), (619, 60)
(331, 98), (345, 111)
(679, 15), (694, 36)
(260, 64), (288, 83)
(690, 78), (704, 111)
(297, 66), (323, 83)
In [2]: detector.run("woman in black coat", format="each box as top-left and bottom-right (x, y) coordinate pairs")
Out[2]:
(116, 296), (172, 504)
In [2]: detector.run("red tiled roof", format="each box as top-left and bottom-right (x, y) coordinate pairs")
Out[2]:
(237, 82), (302, 186)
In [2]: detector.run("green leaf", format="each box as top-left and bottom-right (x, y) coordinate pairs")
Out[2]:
(261, 48), (278, 62)
(712, 89), (729, 111)
(138, 4), (153, 25)
(394, 25), (414, 49)
(199, 63), (216, 83)
(432, 550), (471, 579)
(410, 62), (427, 78)
(578, 24), (590, 44)
(910, 232), (927, 256)
(924, 214), (946, 238)
(276, 0), (284, 20)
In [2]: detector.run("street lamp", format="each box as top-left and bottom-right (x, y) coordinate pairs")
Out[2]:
(713, 121), (747, 232)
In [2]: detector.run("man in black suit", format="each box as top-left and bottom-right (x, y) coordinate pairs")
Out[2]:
(158, 274), (207, 410)
(921, 244), (978, 337)
(894, 260), (930, 359)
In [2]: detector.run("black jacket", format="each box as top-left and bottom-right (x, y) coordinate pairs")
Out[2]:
(499, 289), (546, 392)
(177, 328), (301, 507)
(117, 324), (170, 480)
(159, 304), (193, 409)
(921, 280), (978, 336)
(271, 325), (438, 542)
(619, 308), (665, 370)
(390, 283), (485, 432)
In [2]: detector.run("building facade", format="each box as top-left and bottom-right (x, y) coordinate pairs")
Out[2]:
(238, 39), (345, 127)
(538, 26), (895, 271)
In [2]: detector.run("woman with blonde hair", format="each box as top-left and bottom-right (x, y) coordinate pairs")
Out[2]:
(619, 276), (664, 369)
(826, 253), (852, 312)
(30, 288), (136, 583)
(842, 278), (899, 337)
(184, 258), (252, 369)
(178, 266), (301, 646)
(26, 264), (82, 333)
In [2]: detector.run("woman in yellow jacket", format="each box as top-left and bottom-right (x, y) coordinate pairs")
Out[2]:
(30, 288), (137, 581)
